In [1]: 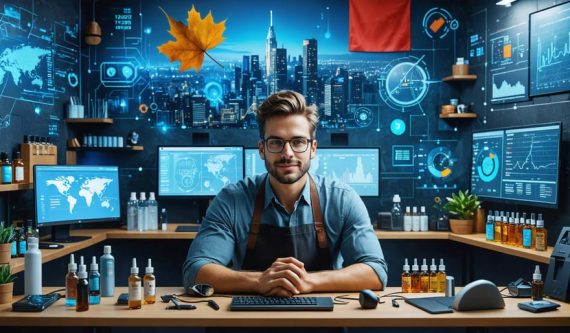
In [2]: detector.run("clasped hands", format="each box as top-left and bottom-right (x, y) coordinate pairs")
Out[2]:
(257, 257), (315, 297)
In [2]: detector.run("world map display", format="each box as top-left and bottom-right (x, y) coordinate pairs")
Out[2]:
(0, 45), (51, 90)
(45, 176), (115, 214)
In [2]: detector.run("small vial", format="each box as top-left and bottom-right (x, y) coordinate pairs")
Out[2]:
(89, 256), (101, 305)
(429, 258), (438, 293)
(144, 259), (156, 304)
(437, 259), (447, 293)
(65, 254), (78, 307)
(420, 259), (429, 293)
(531, 265), (544, 301)
(411, 258), (420, 293)
(535, 215), (547, 252)
(76, 257), (89, 312)
(401, 259), (412, 293)
(493, 213), (502, 243)
(128, 258), (142, 309)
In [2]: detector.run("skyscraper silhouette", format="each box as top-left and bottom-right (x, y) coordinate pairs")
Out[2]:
(303, 38), (318, 104)
(265, 11), (277, 78)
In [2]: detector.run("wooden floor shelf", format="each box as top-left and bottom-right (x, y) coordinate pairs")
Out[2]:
(0, 183), (33, 192)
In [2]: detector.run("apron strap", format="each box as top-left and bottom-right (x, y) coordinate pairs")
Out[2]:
(247, 178), (266, 249)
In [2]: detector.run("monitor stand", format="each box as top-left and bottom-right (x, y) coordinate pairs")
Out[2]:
(50, 224), (91, 243)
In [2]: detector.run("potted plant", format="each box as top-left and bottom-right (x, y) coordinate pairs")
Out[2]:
(0, 223), (15, 264)
(443, 190), (481, 234)
(0, 264), (15, 304)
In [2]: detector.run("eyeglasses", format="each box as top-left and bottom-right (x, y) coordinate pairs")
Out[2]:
(263, 137), (313, 153)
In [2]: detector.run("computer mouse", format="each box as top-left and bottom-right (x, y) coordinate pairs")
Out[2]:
(359, 289), (379, 309)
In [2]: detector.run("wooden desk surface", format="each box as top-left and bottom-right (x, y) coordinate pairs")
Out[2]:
(9, 224), (552, 273)
(0, 287), (568, 327)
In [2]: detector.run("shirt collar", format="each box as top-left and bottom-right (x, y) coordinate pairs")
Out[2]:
(264, 174), (312, 209)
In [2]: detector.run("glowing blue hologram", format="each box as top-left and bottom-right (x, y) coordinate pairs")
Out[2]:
(204, 82), (223, 106)
(392, 145), (415, 167)
(144, 27), (152, 34)
(121, 65), (134, 79)
(422, 7), (455, 39)
(67, 73), (79, 87)
(390, 119), (406, 136)
(350, 105), (375, 128)
(427, 147), (455, 179)
(106, 67), (117, 77)
(379, 56), (432, 111)
(100, 62), (137, 87)
(34, 106), (41, 115)
(0, 114), (11, 129)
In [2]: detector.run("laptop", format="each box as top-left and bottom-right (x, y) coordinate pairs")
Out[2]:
(405, 296), (454, 314)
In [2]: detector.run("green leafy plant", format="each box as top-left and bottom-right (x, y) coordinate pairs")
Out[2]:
(442, 190), (481, 220)
(0, 223), (15, 244)
(0, 264), (15, 285)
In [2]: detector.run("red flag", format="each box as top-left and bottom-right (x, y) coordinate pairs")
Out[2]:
(349, 0), (411, 52)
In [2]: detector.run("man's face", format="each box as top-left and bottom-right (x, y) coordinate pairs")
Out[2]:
(258, 114), (317, 185)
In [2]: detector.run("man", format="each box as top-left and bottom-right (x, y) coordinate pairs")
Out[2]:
(183, 90), (387, 297)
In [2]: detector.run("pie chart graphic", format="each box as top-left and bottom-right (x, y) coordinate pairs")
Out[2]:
(476, 149), (500, 182)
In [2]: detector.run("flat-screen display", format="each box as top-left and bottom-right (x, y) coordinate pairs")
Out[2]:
(471, 123), (561, 207)
(158, 146), (244, 197)
(34, 165), (121, 226)
(245, 147), (380, 197)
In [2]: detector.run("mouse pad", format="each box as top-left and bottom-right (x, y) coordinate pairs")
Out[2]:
(175, 225), (201, 232)
(405, 296), (454, 314)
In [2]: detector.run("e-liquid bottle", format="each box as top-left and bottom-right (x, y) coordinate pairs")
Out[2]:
(535, 214), (547, 252)
(420, 259), (429, 293)
(411, 258), (420, 293)
(501, 212), (509, 244)
(143, 259), (156, 304)
(401, 259), (411, 293)
(76, 257), (89, 312)
(437, 259), (447, 293)
(128, 258), (142, 309)
(429, 258), (438, 293)
(100, 245), (115, 297)
(531, 265), (544, 301)
(522, 217), (533, 249)
(508, 212), (516, 246)
(89, 256), (101, 305)
(1, 152), (12, 184)
(65, 254), (78, 307)
(12, 152), (24, 184)
(493, 212), (502, 243)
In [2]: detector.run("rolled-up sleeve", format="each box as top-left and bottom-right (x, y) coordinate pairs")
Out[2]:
(339, 189), (388, 289)
(182, 187), (236, 290)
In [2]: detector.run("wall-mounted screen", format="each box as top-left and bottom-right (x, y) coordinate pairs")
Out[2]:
(470, 123), (561, 207)
(158, 146), (244, 197)
(530, 2), (570, 96)
(245, 147), (380, 197)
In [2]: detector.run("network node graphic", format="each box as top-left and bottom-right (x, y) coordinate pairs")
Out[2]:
(379, 56), (431, 112)
(427, 147), (455, 179)
(422, 7), (456, 39)
(353, 106), (373, 127)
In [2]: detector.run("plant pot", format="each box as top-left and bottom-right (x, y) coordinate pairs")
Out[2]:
(0, 282), (13, 304)
(0, 243), (11, 264)
(449, 219), (474, 234)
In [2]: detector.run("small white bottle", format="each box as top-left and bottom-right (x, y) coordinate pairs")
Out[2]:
(127, 192), (138, 231)
(24, 237), (42, 295)
(160, 208), (168, 231)
(137, 192), (148, 231)
(147, 192), (158, 231)
(420, 206), (429, 232)
(412, 206), (420, 232)
(404, 206), (412, 232)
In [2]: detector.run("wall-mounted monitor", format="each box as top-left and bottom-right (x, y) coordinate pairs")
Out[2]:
(245, 147), (380, 197)
(158, 146), (244, 197)
(470, 123), (561, 207)
(34, 165), (121, 242)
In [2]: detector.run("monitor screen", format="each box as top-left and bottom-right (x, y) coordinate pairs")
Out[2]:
(158, 146), (244, 197)
(34, 165), (121, 226)
(470, 123), (561, 207)
(245, 147), (380, 197)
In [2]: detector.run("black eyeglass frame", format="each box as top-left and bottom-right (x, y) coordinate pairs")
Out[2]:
(261, 136), (314, 153)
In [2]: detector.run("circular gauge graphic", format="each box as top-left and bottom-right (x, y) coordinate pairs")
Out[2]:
(427, 147), (455, 178)
(67, 73), (79, 87)
(175, 158), (198, 192)
(422, 8), (456, 39)
(476, 148), (500, 182)
(379, 56), (430, 111)
(204, 82), (223, 106)
(390, 118), (406, 135)
(354, 106), (373, 127)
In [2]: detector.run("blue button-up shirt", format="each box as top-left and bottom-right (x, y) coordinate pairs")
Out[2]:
(183, 174), (388, 290)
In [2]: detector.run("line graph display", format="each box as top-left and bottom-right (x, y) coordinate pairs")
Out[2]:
(489, 21), (529, 104)
(530, 2), (570, 96)
(503, 124), (560, 205)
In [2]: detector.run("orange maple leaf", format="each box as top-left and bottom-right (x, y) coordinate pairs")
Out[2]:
(158, 5), (226, 72)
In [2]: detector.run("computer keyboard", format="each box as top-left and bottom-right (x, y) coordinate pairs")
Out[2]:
(230, 296), (334, 311)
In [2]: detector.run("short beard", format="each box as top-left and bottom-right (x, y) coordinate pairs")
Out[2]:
(265, 157), (310, 185)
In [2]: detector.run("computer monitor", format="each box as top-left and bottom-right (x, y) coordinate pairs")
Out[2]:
(245, 147), (380, 197)
(158, 146), (244, 197)
(470, 123), (561, 207)
(34, 165), (121, 242)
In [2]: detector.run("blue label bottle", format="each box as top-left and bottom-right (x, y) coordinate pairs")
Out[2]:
(89, 256), (101, 304)
(485, 222), (494, 241)
(522, 228), (532, 249)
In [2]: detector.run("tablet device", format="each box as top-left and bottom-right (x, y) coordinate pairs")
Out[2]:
(518, 300), (560, 313)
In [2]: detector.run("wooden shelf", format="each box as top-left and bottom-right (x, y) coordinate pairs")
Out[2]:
(67, 145), (144, 152)
(0, 183), (33, 192)
(375, 231), (449, 240)
(442, 74), (477, 82)
(439, 113), (477, 119)
(64, 118), (113, 124)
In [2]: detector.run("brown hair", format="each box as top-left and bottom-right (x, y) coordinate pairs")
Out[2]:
(256, 90), (319, 139)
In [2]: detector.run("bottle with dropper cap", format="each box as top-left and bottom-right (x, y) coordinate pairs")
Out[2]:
(531, 265), (544, 301)
(65, 254), (78, 307)
(420, 259), (429, 292)
(128, 258), (142, 309)
(76, 256), (89, 312)
(429, 258), (438, 293)
(144, 258), (156, 304)
(89, 256), (100, 305)
(401, 259), (411, 293)
(437, 259), (446, 293)
(411, 258), (420, 293)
